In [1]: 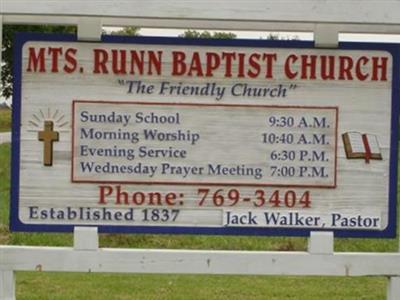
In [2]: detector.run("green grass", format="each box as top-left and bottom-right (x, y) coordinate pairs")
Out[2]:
(0, 143), (397, 299)
(16, 273), (387, 300)
(0, 108), (11, 132)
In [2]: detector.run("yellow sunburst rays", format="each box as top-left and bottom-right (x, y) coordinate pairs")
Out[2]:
(28, 108), (70, 132)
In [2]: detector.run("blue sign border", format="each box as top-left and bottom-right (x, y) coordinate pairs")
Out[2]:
(10, 32), (399, 238)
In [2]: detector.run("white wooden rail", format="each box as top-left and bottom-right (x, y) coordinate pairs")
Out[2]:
(3, 0), (400, 33)
(0, 231), (399, 277)
(1, 1), (400, 299)
(0, 229), (399, 299)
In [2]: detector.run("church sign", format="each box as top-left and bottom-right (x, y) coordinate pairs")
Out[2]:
(10, 33), (398, 237)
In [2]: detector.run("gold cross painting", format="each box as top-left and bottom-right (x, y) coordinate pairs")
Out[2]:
(38, 120), (59, 166)
(29, 109), (68, 166)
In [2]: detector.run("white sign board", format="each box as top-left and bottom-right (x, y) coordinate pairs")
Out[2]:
(11, 33), (398, 237)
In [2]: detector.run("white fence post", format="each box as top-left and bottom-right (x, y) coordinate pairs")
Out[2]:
(310, 21), (337, 257)
(392, 217), (400, 300)
(73, 227), (99, 251)
(0, 271), (15, 300)
(387, 277), (400, 300)
(77, 18), (102, 41)
(308, 232), (334, 254)
(314, 24), (339, 48)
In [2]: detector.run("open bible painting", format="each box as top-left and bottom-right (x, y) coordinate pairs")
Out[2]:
(342, 132), (383, 163)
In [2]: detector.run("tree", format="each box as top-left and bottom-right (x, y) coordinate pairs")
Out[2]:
(180, 30), (236, 39)
(1, 25), (76, 98)
(180, 30), (298, 41)
(109, 26), (140, 36)
(266, 33), (299, 40)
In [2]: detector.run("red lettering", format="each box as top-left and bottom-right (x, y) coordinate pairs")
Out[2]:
(98, 185), (180, 206)
(48, 47), (63, 72)
(130, 50), (144, 75)
(116, 185), (129, 205)
(355, 56), (369, 81)
(132, 192), (145, 205)
(147, 51), (162, 75)
(320, 56), (335, 80)
(339, 56), (354, 80)
(237, 53), (246, 78)
(27, 47), (46, 72)
(205, 52), (221, 77)
(263, 53), (277, 79)
(147, 192), (162, 205)
(112, 50), (127, 74)
(300, 55), (317, 79)
(165, 193), (177, 205)
(98, 185), (113, 204)
(172, 51), (186, 76)
(222, 52), (236, 77)
(64, 48), (78, 73)
(371, 56), (388, 81)
(284, 54), (298, 79)
(93, 49), (109, 74)
(188, 52), (203, 76)
(247, 53), (261, 78)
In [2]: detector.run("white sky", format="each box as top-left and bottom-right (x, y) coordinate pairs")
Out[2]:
(139, 28), (400, 43)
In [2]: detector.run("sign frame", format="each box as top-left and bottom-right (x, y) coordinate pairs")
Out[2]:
(10, 32), (400, 238)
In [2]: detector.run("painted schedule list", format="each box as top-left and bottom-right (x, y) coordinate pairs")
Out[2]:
(72, 101), (337, 187)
